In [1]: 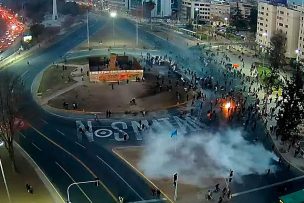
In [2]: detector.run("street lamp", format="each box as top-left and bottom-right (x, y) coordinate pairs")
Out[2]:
(295, 49), (300, 63)
(0, 141), (11, 203)
(224, 17), (228, 26)
(195, 8), (199, 30)
(66, 178), (100, 203)
(110, 11), (117, 47)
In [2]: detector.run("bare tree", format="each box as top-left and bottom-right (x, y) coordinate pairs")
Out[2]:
(0, 73), (25, 172)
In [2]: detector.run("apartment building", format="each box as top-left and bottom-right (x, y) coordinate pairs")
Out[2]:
(256, 2), (301, 58)
(181, 0), (254, 25)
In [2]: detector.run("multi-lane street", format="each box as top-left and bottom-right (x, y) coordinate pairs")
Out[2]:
(3, 12), (304, 203)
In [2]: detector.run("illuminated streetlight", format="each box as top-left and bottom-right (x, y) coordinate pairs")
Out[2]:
(224, 17), (228, 25)
(110, 11), (117, 18)
(195, 8), (199, 30)
(295, 49), (300, 62)
(110, 11), (117, 46)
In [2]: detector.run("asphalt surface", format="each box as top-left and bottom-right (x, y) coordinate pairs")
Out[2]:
(2, 12), (304, 203)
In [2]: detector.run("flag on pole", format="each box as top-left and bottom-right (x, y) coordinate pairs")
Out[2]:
(170, 129), (177, 138)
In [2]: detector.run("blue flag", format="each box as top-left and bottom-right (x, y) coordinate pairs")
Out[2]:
(170, 129), (177, 138)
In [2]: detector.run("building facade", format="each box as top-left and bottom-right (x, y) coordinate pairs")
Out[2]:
(256, 1), (301, 58)
(105, 0), (172, 17)
(210, 3), (230, 25)
(181, 0), (211, 23)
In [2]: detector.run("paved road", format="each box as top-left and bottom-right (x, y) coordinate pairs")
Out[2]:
(3, 12), (304, 203)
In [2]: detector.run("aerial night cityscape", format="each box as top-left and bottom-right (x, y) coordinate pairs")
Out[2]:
(0, 0), (304, 203)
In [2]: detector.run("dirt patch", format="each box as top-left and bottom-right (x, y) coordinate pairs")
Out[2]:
(48, 70), (195, 113)
(38, 65), (77, 98)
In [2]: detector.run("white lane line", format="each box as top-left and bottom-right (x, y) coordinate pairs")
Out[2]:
(75, 142), (86, 149)
(56, 129), (65, 136)
(55, 162), (93, 203)
(232, 175), (304, 197)
(41, 119), (48, 124)
(32, 143), (42, 151)
(96, 155), (144, 200)
(19, 133), (26, 139)
(129, 199), (167, 203)
(20, 70), (29, 78)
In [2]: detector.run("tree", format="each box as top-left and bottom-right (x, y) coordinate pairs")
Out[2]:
(230, 2), (247, 31)
(276, 66), (304, 142)
(249, 7), (258, 33)
(269, 31), (286, 70)
(0, 73), (25, 171)
(266, 31), (287, 90)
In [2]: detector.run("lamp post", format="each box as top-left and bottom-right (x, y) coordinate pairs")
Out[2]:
(224, 17), (228, 26)
(295, 49), (300, 63)
(261, 32), (268, 68)
(0, 141), (11, 203)
(87, 9), (90, 49)
(66, 178), (100, 203)
(110, 11), (117, 47)
(195, 8), (199, 30)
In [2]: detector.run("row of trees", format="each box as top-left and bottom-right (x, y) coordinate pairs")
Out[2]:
(265, 31), (304, 142)
(230, 2), (258, 33)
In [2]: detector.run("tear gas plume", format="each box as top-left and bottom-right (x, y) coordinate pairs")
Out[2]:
(138, 126), (277, 187)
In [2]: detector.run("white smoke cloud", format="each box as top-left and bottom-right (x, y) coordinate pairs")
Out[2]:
(139, 126), (277, 187)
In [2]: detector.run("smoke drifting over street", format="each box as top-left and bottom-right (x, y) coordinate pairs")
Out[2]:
(139, 126), (277, 187)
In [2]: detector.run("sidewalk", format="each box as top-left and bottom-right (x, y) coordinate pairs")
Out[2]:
(0, 143), (64, 203)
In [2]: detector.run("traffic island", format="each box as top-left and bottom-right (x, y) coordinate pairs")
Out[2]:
(37, 53), (197, 115)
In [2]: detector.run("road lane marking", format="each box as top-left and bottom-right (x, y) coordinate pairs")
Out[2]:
(232, 175), (304, 197)
(55, 162), (93, 203)
(20, 70), (29, 78)
(56, 129), (65, 136)
(41, 119), (48, 124)
(112, 148), (174, 203)
(96, 155), (144, 201)
(19, 133), (26, 139)
(129, 199), (167, 203)
(15, 142), (65, 202)
(75, 141), (86, 149)
(32, 143), (42, 151)
(29, 125), (118, 202)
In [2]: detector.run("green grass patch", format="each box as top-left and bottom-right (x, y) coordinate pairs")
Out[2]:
(257, 66), (271, 77)
(38, 65), (77, 96)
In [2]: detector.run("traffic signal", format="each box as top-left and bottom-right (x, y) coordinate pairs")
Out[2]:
(173, 173), (178, 187)
(94, 178), (100, 187)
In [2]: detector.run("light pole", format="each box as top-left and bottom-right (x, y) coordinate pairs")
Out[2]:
(87, 9), (90, 49)
(110, 11), (117, 47)
(66, 178), (100, 203)
(195, 8), (199, 30)
(224, 17), (228, 26)
(0, 141), (11, 203)
(295, 49), (300, 63)
(136, 19), (139, 46)
(261, 32), (268, 68)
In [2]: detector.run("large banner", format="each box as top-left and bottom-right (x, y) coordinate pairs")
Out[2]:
(90, 70), (143, 82)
